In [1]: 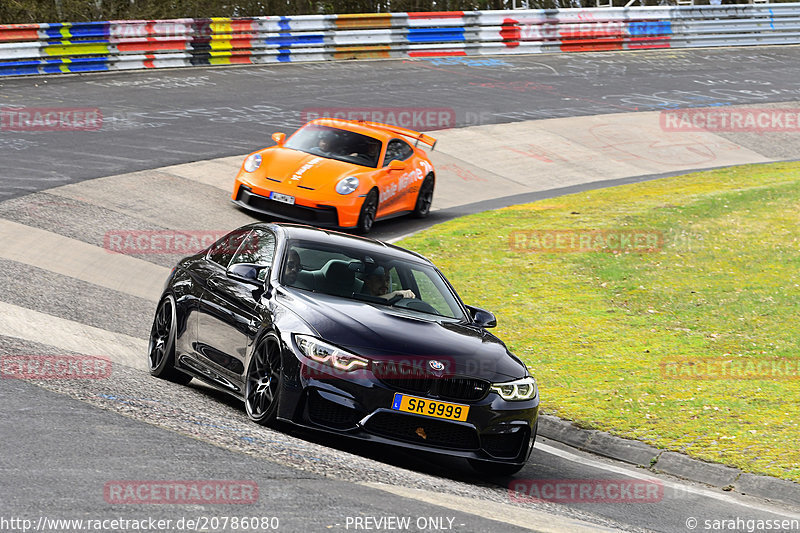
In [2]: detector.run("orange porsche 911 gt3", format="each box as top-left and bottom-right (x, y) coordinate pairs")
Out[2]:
(232, 119), (437, 234)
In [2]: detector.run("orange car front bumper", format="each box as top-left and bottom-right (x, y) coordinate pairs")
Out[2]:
(232, 180), (365, 229)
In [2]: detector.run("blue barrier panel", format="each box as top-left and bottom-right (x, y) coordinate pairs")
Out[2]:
(67, 21), (111, 38)
(407, 27), (466, 43)
(64, 56), (110, 72)
(0, 59), (41, 76)
(629, 20), (672, 37)
(278, 17), (293, 31)
(265, 34), (325, 46)
(39, 23), (110, 39)
(37, 57), (110, 74)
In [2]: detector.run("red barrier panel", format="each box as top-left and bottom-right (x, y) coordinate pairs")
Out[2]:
(0, 24), (41, 42)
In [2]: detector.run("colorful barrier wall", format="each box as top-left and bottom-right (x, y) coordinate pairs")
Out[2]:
(1, 4), (799, 76)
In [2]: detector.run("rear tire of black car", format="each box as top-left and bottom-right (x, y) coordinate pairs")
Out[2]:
(412, 174), (434, 218)
(148, 295), (193, 385)
(245, 334), (284, 426)
(356, 189), (379, 234)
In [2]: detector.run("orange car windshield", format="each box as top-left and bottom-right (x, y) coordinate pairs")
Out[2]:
(285, 125), (383, 168)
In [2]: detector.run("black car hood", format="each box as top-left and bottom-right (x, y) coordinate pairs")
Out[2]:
(278, 288), (527, 382)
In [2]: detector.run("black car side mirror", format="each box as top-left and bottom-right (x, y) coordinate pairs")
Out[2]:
(465, 305), (497, 328)
(228, 263), (270, 287)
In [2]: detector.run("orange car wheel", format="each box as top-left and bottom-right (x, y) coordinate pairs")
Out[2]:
(357, 190), (379, 234)
(412, 174), (435, 219)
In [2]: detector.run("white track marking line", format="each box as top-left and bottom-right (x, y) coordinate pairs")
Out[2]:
(362, 482), (623, 533)
(536, 442), (800, 519)
(0, 301), (148, 371)
(0, 219), (168, 302)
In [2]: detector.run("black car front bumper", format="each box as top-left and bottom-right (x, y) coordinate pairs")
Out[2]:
(282, 365), (539, 466)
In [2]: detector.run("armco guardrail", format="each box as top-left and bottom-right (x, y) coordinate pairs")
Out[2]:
(1, 5), (800, 76)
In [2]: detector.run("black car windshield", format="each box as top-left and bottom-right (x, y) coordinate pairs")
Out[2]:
(280, 240), (465, 320)
(284, 124), (382, 168)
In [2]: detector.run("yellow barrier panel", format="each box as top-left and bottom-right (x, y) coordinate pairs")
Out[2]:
(44, 42), (110, 56)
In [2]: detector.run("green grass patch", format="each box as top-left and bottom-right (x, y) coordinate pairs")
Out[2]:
(399, 162), (800, 482)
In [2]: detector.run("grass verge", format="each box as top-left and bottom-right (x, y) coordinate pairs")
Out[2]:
(399, 162), (800, 482)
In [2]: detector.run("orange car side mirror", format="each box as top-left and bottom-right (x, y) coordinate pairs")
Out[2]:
(272, 132), (286, 145)
(388, 159), (406, 171)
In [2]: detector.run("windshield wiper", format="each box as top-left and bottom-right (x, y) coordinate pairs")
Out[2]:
(350, 292), (391, 305)
(350, 292), (406, 306)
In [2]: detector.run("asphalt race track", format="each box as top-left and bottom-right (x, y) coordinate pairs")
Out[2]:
(4, 46), (800, 201)
(2, 47), (800, 532)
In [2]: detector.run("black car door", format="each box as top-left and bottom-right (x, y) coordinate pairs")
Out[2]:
(196, 229), (276, 394)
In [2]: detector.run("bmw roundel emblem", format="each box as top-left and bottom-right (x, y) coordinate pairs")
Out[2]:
(429, 360), (445, 372)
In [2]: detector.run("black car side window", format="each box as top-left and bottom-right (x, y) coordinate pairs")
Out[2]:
(207, 229), (250, 268)
(382, 139), (414, 167)
(230, 230), (276, 267)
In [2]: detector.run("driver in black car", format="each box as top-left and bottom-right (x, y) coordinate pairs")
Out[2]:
(363, 265), (415, 300)
(283, 249), (302, 285)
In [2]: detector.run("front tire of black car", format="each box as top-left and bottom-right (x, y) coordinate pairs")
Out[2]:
(245, 334), (284, 426)
(412, 174), (434, 218)
(356, 189), (378, 234)
(148, 294), (192, 385)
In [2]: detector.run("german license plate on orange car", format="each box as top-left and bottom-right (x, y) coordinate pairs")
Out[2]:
(270, 192), (295, 205)
(391, 393), (469, 422)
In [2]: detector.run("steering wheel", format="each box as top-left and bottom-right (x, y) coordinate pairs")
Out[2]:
(386, 294), (404, 305)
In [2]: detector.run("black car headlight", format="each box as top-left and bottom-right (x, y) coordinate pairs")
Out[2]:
(491, 377), (538, 401)
(295, 335), (368, 372)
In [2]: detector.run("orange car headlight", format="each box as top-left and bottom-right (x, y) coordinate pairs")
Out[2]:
(243, 154), (262, 173)
(335, 176), (359, 195)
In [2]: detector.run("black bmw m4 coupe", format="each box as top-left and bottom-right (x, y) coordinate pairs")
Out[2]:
(148, 222), (539, 475)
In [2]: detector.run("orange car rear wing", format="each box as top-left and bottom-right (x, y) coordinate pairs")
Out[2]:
(365, 122), (437, 151)
(319, 118), (437, 151)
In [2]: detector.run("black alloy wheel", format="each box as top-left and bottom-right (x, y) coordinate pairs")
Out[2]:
(412, 174), (435, 218)
(245, 334), (284, 425)
(148, 295), (192, 384)
(357, 189), (379, 234)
